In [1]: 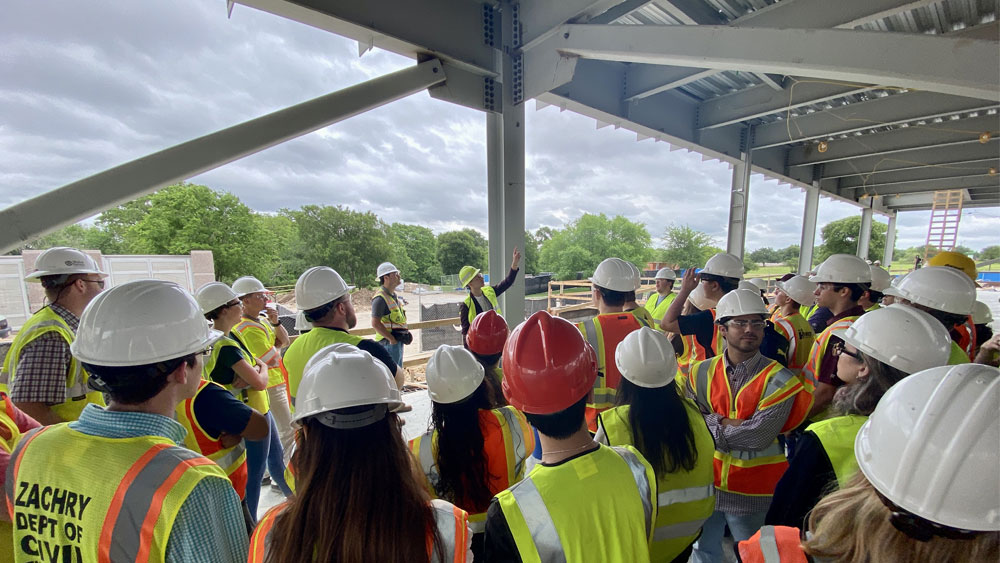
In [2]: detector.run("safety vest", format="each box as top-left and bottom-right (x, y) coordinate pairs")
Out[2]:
(463, 287), (501, 325)
(175, 380), (249, 499)
(629, 306), (656, 329)
(644, 292), (676, 327)
(770, 311), (816, 372)
(688, 356), (802, 496)
(737, 526), (809, 563)
(806, 414), (867, 488)
(864, 303), (881, 313)
(597, 403), (715, 562)
(249, 499), (469, 563)
(577, 313), (642, 431)
(6, 424), (228, 563)
(374, 287), (408, 342)
(0, 307), (105, 421)
(948, 340), (971, 365)
(283, 328), (365, 399)
(801, 315), (861, 393)
(0, 394), (21, 563)
(409, 406), (533, 534)
(207, 335), (270, 414)
(799, 304), (818, 321)
(954, 316), (976, 361)
(682, 310), (722, 375)
(496, 445), (655, 563)
(233, 316), (287, 388)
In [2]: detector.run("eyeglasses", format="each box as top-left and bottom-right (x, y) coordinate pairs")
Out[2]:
(222, 300), (241, 309)
(833, 341), (863, 361)
(81, 279), (106, 289)
(199, 345), (214, 357)
(726, 319), (766, 330)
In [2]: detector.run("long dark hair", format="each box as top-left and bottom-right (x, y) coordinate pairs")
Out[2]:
(472, 352), (507, 408)
(429, 381), (496, 512)
(615, 378), (698, 475)
(833, 354), (909, 416)
(265, 409), (442, 563)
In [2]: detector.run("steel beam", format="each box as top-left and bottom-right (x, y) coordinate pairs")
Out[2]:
(519, 0), (620, 50)
(589, 0), (657, 24)
(545, 25), (1000, 102)
(786, 114), (1000, 167)
(726, 127), (753, 259)
(819, 142), (1000, 179)
(487, 113), (505, 286)
(849, 175), (1000, 197)
(883, 211), (897, 266)
(0, 60), (447, 253)
(837, 163), (1000, 190)
(500, 1), (526, 325)
(798, 182), (820, 274)
(697, 79), (874, 130)
(857, 207), (874, 259)
(624, 65), (716, 101)
(732, 0), (936, 29)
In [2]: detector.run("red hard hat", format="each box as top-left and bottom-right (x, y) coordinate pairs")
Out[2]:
(467, 311), (509, 356)
(501, 311), (598, 415)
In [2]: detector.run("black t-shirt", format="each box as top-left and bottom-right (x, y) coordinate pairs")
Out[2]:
(207, 344), (251, 386)
(192, 382), (256, 439)
(765, 431), (837, 529)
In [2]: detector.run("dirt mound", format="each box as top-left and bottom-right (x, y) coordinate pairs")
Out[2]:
(273, 288), (377, 314)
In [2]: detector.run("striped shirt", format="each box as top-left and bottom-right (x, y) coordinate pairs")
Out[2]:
(70, 405), (249, 562)
(9, 303), (78, 404)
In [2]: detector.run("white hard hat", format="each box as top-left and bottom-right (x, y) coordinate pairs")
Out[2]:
(701, 252), (744, 280)
(775, 275), (817, 306)
(883, 273), (908, 298)
(869, 265), (892, 292)
(840, 304), (951, 374)
(292, 343), (402, 425)
(855, 363), (1000, 532)
(376, 262), (399, 279)
(425, 345), (485, 404)
(295, 267), (354, 311)
(687, 284), (719, 311)
(589, 258), (640, 292)
(972, 300), (994, 325)
(715, 288), (769, 320)
(894, 266), (976, 315)
(294, 311), (313, 331)
(809, 254), (872, 284)
(626, 261), (642, 291)
(72, 280), (223, 366)
(738, 280), (758, 292)
(615, 327), (678, 388)
(654, 268), (676, 281)
(24, 247), (106, 282)
(232, 276), (268, 297)
(748, 278), (767, 292)
(195, 282), (239, 314)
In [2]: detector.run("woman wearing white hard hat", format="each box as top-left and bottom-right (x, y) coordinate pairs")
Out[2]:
(250, 344), (472, 562)
(408, 345), (532, 559)
(765, 304), (952, 530)
(740, 363), (1000, 562)
(891, 266), (977, 364)
(595, 327), (715, 562)
(770, 275), (817, 372)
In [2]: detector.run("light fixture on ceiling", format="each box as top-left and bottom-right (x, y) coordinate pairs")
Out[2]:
(989, 167), (997, 176)
(981, 132), (992, 143)
(817, 141), (829, 153)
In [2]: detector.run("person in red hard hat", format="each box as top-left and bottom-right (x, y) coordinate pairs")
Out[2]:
(483, 311), (658, 563)
(466, 310), (509, 407)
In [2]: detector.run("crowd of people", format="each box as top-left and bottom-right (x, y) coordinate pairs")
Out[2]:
(0, 244), (996, 562)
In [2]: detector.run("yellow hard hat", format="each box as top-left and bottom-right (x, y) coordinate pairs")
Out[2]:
(459, 265), (481, 287)
(928, 251), (977, 281)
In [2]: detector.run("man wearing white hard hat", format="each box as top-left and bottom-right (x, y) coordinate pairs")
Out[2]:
(283, 267), (409, 410)
(576, 258), (644, 431)
(683, 289), (808, 563)
(7, 280), (249, 562)
(858, 265), (891, 312)
(643, 267), (677, 329)
(802, 254), (872, 420)
(622, 261), (656, 329)
(1, 247), (107, 424)
(770, 275), (818, 373)
(371, 262), (409, 367)
(890, 265), (977, 365)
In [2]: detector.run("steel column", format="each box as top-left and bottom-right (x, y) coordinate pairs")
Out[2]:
(487, 113), (505, 286)
(500, 1), (526, 325)
(0, 60), (447, 253)
(726, 126), (753, 259)
(883, 211), (897, 267)
(798, 182), (820, 274)
(857, 206), (874, 259)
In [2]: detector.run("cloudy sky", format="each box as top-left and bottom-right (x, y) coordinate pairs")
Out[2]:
(3, 0), (996, 253)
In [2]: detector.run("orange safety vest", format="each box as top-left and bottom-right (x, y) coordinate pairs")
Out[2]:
(737, 525), (809, 562)
(683, 309), (722, 374)
(954, 315), (977, 361)
(175, 380), (249, 499)
(688, 356), (803, 496)
(577, 313), (642, 431)
(249, 500), (469, 563)
(801, 315), (861, 393)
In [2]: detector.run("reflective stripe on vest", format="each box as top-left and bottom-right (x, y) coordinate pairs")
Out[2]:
(737, 525), (809, 563)
(464, 287), (501, 324)
(954, 316), (976, 360)
(807, 414), (868, 487)
(629, 307), (654, 329)
(176, 380), (249, 499)
(802, 316), (860, 390)
(376, 287), (408, 333)
(233, 317), (287, 388)
(578, 313), (641, 431)
(0, 393), (22, 454)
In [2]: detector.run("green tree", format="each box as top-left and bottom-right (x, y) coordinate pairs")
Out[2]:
(951, 245), (975, 258)
(95, 196), (155, 255)
(437, 230), (487, 276)
(816, 215), (888, 263)
(255, 214), (302, 286)
(389, 223), (441, 284)
(539, 214), (652, 280)
(523, 230), (540, 275)
(658, 224), (716, 269)
(286, 204), (392, 288)
(978, 245), (1000, 261)
(748, 247), (781, 264)
(8, 224), (108, 255)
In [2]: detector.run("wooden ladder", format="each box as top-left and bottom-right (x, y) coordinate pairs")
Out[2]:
(924, 190), (964, 259)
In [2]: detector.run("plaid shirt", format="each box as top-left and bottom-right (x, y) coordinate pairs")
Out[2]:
(9, 303), (79, 405)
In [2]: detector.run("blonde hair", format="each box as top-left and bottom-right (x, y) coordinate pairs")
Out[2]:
(803, 473), (999, 563)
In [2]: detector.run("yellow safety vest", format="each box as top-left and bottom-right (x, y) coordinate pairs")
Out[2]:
(597, 403), (715, 562)
(206, 335), (270, 414)
(770, 311), (816, 372)
(629, 306), (656, 329)
(864, 303), (881, 313)
(643, 293), (676, 327)
(799, 304), (818, 320)
(283, 328), (365, 399)
(806, 414), (868, 488)
(409, 406), (533, 534)
(495, 444), (656, 563)
(233, 317), (286, 388)
(0, 393), (23, 563)
(227, 331), (271, 414)
(464, 287), (501, 325)
(948, 341), (971, 365)
(374, 287), (408, 342)
(0, 307), (104, 421)
(7, 424), (228, 563)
